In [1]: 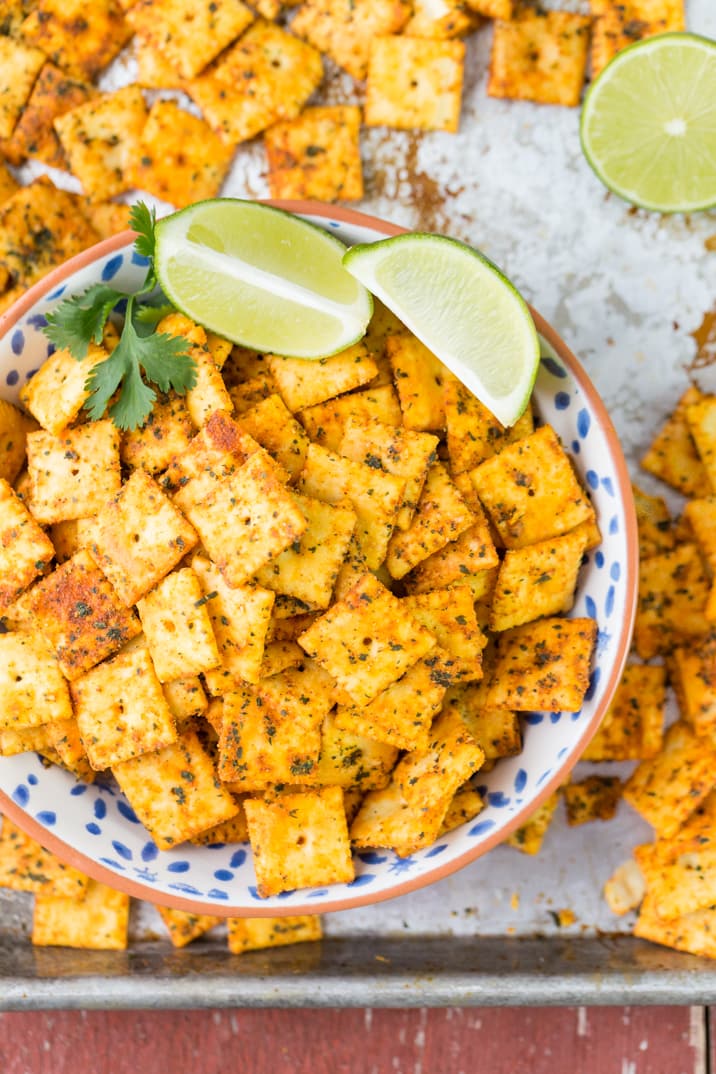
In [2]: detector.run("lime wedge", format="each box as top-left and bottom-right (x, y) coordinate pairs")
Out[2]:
(154, 199), (373, 358)
(343, 233), (539, 427)
(580, 33), (716, 213)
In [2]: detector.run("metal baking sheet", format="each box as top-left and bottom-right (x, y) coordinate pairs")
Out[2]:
(2, 0), (716, 1009)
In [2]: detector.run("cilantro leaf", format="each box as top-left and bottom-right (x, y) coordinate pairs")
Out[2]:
(40, 202), (198, 431)
(138, 331), (197, 395)
(83, 301), (195, 430)
(44, 283), (122, 358)
(130, 202), (157, 263)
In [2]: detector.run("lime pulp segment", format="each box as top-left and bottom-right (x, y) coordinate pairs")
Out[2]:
(154, 199), (373, 358)
(343, 233), (539, 428)
(580, 33), (716, 213)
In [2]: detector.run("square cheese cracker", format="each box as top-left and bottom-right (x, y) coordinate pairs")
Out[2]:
(298, 572), (436, 706)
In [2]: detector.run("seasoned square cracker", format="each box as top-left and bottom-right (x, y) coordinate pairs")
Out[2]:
(487, 7), (590, 107)
(113, 728), (239, 849)
(157, 905), (222, 948)
(299, 384), (402, 452)
(84, 469), (198, 606)
(218, 664), (333, 786)
(0, 817), (89, 896)
(444, 682), (522, 761)
(162, 676), (208, 725)
(350, 780), (451, 857)
(0, 398), (34, 484)
(623, 721), (716, 839)
(0, 631), (72, 729)
(192, 555), (274, 684)
(402, 586), (486, 686)
(228, 372), (280, 415)
(292, 0), (411, 81)
(237, 393), (310, 481)
(22, 549), (141, 679)
(386, 461), (475, 580)
(134, 36), (184, 88)
(444, 379), (533, 474)
(683, 497), (716, 573)
(26, 421), (121, 525)
(20, 0), (132, 82)
(0, 478), (54, 612)
(603, 859), (646, 917)
(184, 451), (306, 588)
(0, 62), (96, 168)
(33, 880), (129, 950)
(439, 788), (484, 835)
(486, 616), (596, 713)
(269, 344), (377, 413)
(161, 409), (264, 513)
(130, 99), (235, 208)
(120, 393), (195, 475)
(591, 0), (685, 77)
(403, 0), (478, 40)
(258, 639), (305, 679)
(244, 786), (354, 896)
(0, 177), (99, 288)
(187, 20), (323, 145)
(464, 0), (511, 15)
(581, 662), (665, 761)
(72, 642), (177, 769)
(686, 394), (716, 495)
(126, 0), (255, 78)
(671, 635), (716, 738)
(254, 492), (356, 610)
(0, 723), (56, 758)
(634, 543), (711, 660)
(634, 893), (716, 961)
(312, 711), (398, 790)
(633, 482), (675, 561)
(506, 792), (559, 855)
(406, 500), (499, 595)
(641, 387), (712, 498)
(471, 424), (593, 549)
(20, 340), (114, 438)
(227, 915), (322, 953)
(335, 658), (445, 752)
(189, 807), (249, 846)
(157, 312), (233, 430)
(340, 416), (438, 532)
(489, 528), (588, 632)
(54, 87), (148, 199)
(298, 572), (436, 706)
(563, 775), (622, 826)
(137, 568), (221, 682)
(394, 706), (484, 810)
(386, 330), (452, 430)
(365, 35), (465, 133)
(0, 37), (47, 139)
(297, 442), (405, 569)
(0, 161), (18, 206)
(265, 105), (363, 202)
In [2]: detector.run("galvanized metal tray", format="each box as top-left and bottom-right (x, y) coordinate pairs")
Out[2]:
(2, 0), (716, 1009)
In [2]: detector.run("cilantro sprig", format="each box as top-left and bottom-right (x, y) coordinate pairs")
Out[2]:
(43, 203), (197, 431)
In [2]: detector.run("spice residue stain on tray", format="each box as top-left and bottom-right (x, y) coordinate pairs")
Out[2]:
(369, 130), (465, 233)
(688, 304), (716, 373)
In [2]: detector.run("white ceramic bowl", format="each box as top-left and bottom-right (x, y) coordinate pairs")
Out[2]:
(0, 202), (637, 916)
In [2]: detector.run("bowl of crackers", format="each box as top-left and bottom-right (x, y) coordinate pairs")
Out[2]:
(0, 201), (637, 916)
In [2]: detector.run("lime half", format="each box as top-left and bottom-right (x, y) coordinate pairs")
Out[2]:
(343, 233), (539, 427)
(581, 33), (716, 213)
(154, 199), (373, 358)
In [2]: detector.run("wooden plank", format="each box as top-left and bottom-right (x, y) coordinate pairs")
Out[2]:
(0, 1006), (708, 1073)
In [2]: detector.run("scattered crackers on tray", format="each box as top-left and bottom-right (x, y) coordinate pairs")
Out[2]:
(0, 0), (689, 315)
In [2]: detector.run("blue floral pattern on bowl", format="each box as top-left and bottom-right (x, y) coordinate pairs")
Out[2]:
(0, 212), (635, 913)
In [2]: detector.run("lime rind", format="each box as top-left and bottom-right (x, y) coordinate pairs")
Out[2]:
(580, 32), (716, 214)
(343, 233), (540, 428)
(154, 198), (373, 359)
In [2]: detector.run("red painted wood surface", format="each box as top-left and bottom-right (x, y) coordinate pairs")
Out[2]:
(0, 1006), (707, 1074)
